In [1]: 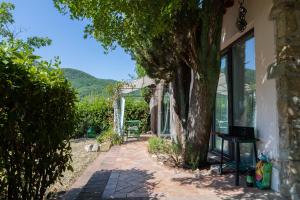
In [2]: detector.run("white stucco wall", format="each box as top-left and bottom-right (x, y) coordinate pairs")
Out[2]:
(221, 0), (279, 191)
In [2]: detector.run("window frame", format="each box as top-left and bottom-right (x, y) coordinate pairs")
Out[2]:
(210, 29), (255, 159)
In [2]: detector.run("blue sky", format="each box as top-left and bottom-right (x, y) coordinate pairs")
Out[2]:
(3, 0), (136, 80)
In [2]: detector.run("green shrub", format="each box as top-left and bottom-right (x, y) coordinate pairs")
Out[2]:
(75, 96), (150, 138)
(0, 50), (77, 199)
(124, 98), (150, 133)
(148, 137), (183, 166)
(96, 128), (123, 145)
(169, 140), (183, 166)
(148, 136), (168, 154)
(185, 143), (200, 170)
(76, 96), (113, 138)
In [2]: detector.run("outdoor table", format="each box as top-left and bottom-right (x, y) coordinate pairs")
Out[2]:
(216, 132), (259, 186)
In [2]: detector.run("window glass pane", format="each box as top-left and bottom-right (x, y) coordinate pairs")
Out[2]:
(232, 36), (256, 165)
(214, 56), (229, 152)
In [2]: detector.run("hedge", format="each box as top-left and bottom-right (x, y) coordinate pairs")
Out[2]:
(0, 51), (77, 199)
(75, 96), (113, 137)
(124, 98), (150, 133)
(75, 96), (150, 137)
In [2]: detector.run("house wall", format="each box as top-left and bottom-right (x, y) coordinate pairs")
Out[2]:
(221, 0), (279, 191)
(158, 0), (280, 192)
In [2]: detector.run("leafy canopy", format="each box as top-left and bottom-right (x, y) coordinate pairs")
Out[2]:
(52, 0), (184, 80)
(0, 2), (52, 53)
(53, 0), (229, 81)
(54, 0), (181, 52)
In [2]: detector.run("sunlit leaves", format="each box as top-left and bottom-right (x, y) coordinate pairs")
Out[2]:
(0, 44), (77, 200)
(53, 0), (181, 52)
(0, 2), (15, 39)
(26, 37), (52, 49)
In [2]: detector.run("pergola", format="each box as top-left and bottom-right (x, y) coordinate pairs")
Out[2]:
(113, 76), (155, 136)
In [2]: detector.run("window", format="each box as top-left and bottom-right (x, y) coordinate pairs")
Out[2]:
(214, 56), (229, 153)
(212, 32), (256, 163)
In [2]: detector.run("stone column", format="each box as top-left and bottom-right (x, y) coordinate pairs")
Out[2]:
(270, 1), (300, 199)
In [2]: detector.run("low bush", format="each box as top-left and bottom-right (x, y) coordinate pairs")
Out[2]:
(0, 49), (77, 199)
(148, 137), (183, 166)
(96, 128), (123, 145)
(148, 136), (168, 154)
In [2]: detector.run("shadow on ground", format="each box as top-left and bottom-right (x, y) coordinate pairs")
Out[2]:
(63, 168), (161, 200)
(171, 173), (284, 200)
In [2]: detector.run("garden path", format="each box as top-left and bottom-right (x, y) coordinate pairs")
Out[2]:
(63, 136), (284, 200)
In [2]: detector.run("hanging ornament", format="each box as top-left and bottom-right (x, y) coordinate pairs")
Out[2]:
(236, 0), (247, 32)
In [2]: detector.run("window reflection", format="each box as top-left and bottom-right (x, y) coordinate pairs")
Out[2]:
(232, 36), (256, 165)
(214, 56), (229, 153)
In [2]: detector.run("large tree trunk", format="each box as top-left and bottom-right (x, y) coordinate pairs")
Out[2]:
(183, 0), (224, 167)
(185, 69), (219, 166)
(170, 64), (191, 148)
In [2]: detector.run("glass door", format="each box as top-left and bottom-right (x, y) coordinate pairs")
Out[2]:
(212, 32), (256, 162)
(232, 35), (256, 164)
(213, 55), (229, 153)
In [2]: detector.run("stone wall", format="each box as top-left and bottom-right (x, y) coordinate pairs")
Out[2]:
(270, 0), (300, 199)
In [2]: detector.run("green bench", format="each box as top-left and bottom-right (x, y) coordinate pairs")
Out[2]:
(125, 120), (141, 139)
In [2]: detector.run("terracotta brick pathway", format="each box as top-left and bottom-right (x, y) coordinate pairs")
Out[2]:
(63, 136), (284, 200)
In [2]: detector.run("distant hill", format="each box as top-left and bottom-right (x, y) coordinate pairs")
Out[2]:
(62, 68), (117, 98)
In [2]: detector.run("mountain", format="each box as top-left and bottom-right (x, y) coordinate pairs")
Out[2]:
(62, 68), (117, 98)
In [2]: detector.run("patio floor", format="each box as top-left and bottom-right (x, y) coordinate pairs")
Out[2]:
(63, 136), (284, 200)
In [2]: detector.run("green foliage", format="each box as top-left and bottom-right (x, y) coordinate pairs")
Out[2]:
(0, 47), (77, 199)
(104, 81), (124, 101)
(96, 128), (123, 145)
(169, 139), (183, 165)
(0, 2), (52, 51)
(185, 143), (201, 170)
(53, 0), (180, 52)
(54, 0), (228, 167)
(76, 96), (113, 138)
(134, 64), (154, 103)
(124, 98), (150, 133)
(75, 92), (150, 138)
(26, 36), (52, 49)
(0, 2), (15, 39)
(62, 68), (117, 98)
(53, 0), (183, 81)
(135, 64), (147, 78)
(148, 137), (182, 166)
(148, 137), (168, 154)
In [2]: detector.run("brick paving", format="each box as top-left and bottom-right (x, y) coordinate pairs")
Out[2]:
(63, 136), (284, 200)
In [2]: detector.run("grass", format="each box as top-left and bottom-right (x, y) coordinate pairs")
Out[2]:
(46, 138), (100, 199)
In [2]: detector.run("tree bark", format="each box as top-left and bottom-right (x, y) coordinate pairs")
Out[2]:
(170, 64), (191, 148)
(183, 0), (224, 167)
(185, 69), (219, 166)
